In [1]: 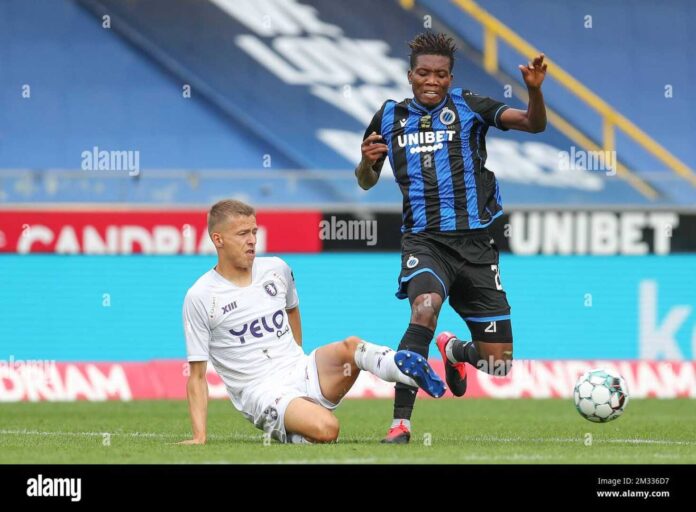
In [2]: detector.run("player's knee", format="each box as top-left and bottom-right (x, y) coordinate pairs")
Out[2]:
(343, 336), (362, 353)
(312, 415), (340, 443)
(410, 294), (440, 327)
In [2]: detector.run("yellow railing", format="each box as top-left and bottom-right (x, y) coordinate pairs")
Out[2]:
(401, 0), (696, 198)
(455, 0), (696, 193)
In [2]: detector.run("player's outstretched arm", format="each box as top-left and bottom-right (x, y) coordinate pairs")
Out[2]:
(287, 306), (302, 347)
(500, 53), (547, 133)
(355, 132), (387, 190)
(178, 361), (208, 445)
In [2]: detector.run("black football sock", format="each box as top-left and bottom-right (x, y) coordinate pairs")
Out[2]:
(451, 338), (482, 367)
(393, 323), (434, 421)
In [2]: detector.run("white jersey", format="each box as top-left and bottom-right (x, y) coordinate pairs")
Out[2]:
(183, 257), (305, 410)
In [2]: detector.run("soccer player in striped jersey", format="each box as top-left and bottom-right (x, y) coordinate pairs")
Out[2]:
(356, 32), (547, 443)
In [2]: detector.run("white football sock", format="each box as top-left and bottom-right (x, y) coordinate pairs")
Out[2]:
(445, 338), (457, 363)
(391, 418), (411, 430)
(354, 341), (418, 388)
(287, 433), (312, 444)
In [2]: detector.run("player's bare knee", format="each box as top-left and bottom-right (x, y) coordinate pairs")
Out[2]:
(313, 415), (340, 443)
(343, 336), (362, 353)
(410, 294), (440, 328)
(410, 308), (436, 327)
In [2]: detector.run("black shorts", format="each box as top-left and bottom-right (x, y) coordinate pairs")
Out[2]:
(395, 229), (511, 331)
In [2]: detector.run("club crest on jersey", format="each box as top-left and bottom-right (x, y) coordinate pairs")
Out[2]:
(263, 281), (278, 296)
(406, 255), (419, 269)
(439, 107), (456, 126)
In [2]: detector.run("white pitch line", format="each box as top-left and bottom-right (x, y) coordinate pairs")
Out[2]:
(388, 434), (696, 446)
(246, 458), (380, 464)
(0, 429), (173, 438)
(164, 458), (380, 464)
(135, 451), (694, 464)
(1, 430), (695, 447)
(0, 430), (258, 441)
(454, 454), (561, 462)
(604, 438), (696, 446)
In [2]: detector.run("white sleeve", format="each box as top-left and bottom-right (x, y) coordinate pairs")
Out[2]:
(183, 292), (211, 362)
(277, 258), (299, 309)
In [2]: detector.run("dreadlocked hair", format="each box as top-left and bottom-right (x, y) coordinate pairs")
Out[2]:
(408, 32), (457, 71)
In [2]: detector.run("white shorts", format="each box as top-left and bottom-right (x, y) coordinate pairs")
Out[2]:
(238, 349), (339, 443)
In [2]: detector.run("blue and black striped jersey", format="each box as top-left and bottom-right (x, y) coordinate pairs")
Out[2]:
(364, 88), (509, 233)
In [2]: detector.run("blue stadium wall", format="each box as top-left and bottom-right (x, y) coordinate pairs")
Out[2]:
(1, 254), (694, 362)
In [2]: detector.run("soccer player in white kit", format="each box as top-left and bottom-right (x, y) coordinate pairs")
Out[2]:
(179, 200), (445, 444)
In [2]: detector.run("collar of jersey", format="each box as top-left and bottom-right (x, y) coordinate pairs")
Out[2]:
(409, 95), (449, 116)
(211, 265), (255, 288)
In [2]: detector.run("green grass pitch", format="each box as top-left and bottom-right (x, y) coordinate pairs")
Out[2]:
(1, 399), (695, 464)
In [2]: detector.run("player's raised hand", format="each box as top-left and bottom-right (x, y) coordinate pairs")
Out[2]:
(361, 131), (389, 165)
(519, 53), (547, 89)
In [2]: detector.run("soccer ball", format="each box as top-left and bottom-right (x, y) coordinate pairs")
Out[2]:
(573, 368), (629, 422)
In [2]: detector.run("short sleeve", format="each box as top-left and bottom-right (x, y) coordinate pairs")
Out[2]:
(183, 291), (211, 362)
(459, 90), (510, 131)
(276, 258), (299, 309)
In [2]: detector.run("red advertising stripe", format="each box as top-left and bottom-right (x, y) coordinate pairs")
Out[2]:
(256, 211), (322, 253)
(0, 210), (321, 254)
(1, 360), (694, 401)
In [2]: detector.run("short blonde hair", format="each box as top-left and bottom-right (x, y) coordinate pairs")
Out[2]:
(207, 199), (255, 234)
